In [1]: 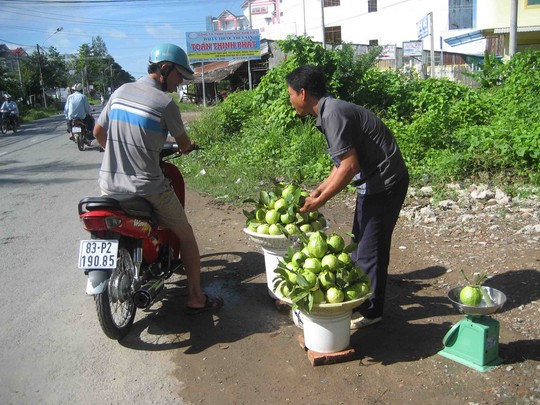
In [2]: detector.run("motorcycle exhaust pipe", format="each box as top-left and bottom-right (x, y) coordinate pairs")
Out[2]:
(132, 279), (165, 309)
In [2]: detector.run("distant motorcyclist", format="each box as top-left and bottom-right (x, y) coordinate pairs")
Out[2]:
(64, 83), (94, 141)
(1, 94), (20, 127)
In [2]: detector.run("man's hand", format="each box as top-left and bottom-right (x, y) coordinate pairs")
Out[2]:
(299, 195), (324, 213)
(181, 141), (197, 154)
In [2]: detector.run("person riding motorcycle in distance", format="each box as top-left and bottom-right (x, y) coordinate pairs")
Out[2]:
(93, 43), (223, 314)
(1, 94), (20, 127)
(64, 83), (95, 141)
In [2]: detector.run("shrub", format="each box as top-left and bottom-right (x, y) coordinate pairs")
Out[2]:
(182, 43), (540, 202)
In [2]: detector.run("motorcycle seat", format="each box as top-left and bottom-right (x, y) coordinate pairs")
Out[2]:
(79, 195), (156, 222)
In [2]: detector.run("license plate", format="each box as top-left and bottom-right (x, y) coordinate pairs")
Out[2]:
(78, 240), (118, 269)
(72, 127), (82, 133)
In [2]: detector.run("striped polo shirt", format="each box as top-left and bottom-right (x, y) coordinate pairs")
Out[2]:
(97, 76), (185, 196)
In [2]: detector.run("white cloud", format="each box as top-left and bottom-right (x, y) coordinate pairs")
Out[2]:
(145, 24), (183, 40)
(102, 29), (129, 40)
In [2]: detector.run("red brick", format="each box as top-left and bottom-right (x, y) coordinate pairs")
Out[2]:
(298, 335), (357, 366)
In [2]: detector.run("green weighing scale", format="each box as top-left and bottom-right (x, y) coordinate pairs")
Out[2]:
(439, 286), (507, 372)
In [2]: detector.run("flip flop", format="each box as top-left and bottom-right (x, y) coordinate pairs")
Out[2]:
(185, 294), (224, 315)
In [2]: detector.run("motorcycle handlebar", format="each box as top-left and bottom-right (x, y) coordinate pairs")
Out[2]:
(160, 142), (202, 159)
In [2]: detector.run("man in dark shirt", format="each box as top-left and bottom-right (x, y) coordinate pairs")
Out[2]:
(286, 65), (409, 329)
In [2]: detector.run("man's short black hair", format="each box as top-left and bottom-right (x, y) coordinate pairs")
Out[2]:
(148, 62), (161, 74)
(285, 65), (327, 99)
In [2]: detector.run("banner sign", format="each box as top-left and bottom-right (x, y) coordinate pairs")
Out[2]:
(416, 14), (430, 40)
(378, 45), (396, 60)
(403, 40), (423, 57)
(186, 29), (261, 62)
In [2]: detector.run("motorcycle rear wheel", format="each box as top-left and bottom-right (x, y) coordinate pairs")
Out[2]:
(76, 131), (85, 151)
(95, 247), (136, 340)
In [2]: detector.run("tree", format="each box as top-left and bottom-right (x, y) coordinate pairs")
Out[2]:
(43, 46), (68, 89)
(0, 65), (21, 100)
(21, 50), (44, 102)
(19, 46), (67, 106)
(72, 37), (134, 96)
(91, 36), (108, 57)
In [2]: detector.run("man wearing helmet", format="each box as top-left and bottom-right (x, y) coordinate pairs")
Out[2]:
(93, 43), (223, 314)
(1, 94), (20, 127)
(64, 83), (94, 140)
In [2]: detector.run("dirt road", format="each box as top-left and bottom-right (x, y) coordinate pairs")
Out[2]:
(144, 185), (539, 404)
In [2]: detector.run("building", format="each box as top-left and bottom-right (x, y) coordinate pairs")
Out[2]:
(207, 9), (250, 31)
(193, 1), (539, 93)
(241, 0), (281, 32)
(0, 44), (27, 73)
(240, 0), (540, 58)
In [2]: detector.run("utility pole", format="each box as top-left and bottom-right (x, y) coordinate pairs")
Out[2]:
(429, 12), (435, 78)
(36, 28), (62, 108)
(36, 44), (47, 108)
(321, 0), (326, 49)
(109, 64), (114, 94)
(16, 52), (24, 98)
(509, 0), (518, 56)
(303, 0), (307, 35)
(247, 0), (253, 91)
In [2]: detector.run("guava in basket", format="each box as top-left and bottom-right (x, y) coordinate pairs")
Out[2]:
(243, 182), (326, 237)
(272, 230), (372, 313)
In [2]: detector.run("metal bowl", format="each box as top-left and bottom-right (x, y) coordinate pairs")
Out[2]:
(447, 286), (507, 315)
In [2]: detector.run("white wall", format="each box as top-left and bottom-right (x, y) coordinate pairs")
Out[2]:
(477, 0), (540, 27)
(249, 0), (484, 54)
(244, 0), (539, 56)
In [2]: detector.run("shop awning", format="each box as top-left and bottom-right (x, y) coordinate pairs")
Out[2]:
(444, 30), (485, 47)
(192, 60), (245, 84)
(493, 25), (540, 34)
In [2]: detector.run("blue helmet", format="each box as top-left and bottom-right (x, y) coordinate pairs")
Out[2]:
(149, 43), (195, 80)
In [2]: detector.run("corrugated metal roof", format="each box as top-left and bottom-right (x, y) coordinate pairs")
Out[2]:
(444, 30), (485, 46)
(494, 25), (540, 34)
(192, 60), (245, 84)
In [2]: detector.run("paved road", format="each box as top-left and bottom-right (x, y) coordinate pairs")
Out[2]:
(0, 113), (185, 404)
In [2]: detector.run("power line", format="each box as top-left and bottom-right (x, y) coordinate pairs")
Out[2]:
(0, 6), (204, 27)
(0, 0), (188, 3)
(0, 38), (34, 48)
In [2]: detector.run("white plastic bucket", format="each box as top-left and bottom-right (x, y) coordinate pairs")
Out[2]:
(261, 246), (288, 299)
(302, 310), (352, 353)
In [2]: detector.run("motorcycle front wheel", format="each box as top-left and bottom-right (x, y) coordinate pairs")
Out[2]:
(0, 120), (7, 134)
(95, 248), (136, 340)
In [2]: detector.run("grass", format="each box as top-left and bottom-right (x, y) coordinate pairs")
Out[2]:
(20, 96), (205, 123)
(171, 146), (279, 205)
(21, 106), (61, 122)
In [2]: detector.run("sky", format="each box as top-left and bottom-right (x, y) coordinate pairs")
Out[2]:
(0, 0), (245, 78)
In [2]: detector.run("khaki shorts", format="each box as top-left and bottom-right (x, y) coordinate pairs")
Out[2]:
(102, 188), (189, 229)
(145, 188), (189, 229)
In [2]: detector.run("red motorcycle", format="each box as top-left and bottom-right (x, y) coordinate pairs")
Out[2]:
(77, 142), (188, 340)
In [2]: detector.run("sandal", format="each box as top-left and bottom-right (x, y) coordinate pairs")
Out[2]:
(350, 313), (382, 330)
(185, 294), (224, 315)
